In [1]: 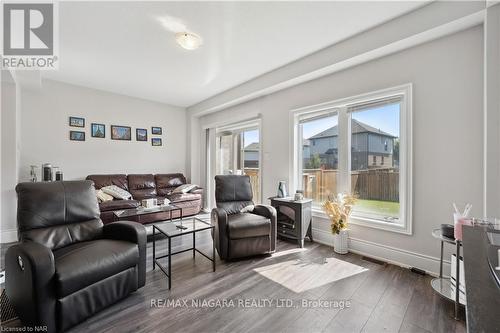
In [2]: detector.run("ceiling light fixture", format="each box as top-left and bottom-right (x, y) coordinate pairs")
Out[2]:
(175, 32), (202, 50)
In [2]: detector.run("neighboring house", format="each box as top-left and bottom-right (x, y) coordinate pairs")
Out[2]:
(302, 139), (311, 165)
(243, 142), (260, 168)
(307, 119), (396, 170)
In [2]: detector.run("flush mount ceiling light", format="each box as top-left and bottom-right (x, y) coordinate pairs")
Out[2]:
(175, 32), (202, 50)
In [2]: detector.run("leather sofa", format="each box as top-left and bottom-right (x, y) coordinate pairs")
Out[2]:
(211, 175), (277, 260)
(86, 173), (203, 224)
(6, 180), (146, 333)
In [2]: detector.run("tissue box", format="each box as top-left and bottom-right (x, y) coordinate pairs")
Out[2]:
(141, 198), (157, 208)
(450, 254), (466, 304)
(451, 254), (466, 290)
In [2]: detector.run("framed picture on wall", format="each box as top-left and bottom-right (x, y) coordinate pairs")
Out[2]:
(70, 131), (85, 141)
(151, 127), (162, 135)
(151, 138), (162, 146)
(136, 128), (147, 141)
(91, 123), (105, 138)
(69, 117), (85, 127)
(111, 125), (131, 140)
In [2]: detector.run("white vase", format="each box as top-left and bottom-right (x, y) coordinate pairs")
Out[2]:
(333, 229), (349, 254)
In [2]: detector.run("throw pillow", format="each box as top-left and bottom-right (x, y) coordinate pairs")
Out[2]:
(96, 189), (114, 203)
(101, 185), (132, 200)
(172, 184), (198, 194)
(188, 185), (202, 193)
(240, 205), (255, 213)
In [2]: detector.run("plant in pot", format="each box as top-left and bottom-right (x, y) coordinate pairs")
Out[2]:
(323, 193), (357, 254)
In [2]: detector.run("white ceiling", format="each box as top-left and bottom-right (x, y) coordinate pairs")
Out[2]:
(43, 1), (426, 107)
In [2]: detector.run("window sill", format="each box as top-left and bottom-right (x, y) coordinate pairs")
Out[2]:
(312, 208), (412, 235)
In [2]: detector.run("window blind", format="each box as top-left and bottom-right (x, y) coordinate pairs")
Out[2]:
(298, 108), (339, 124)
(347, 96), (402, 113)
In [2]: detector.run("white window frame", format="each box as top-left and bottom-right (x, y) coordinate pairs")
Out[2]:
(290, 84), (413, 235)
(205, 116), (263, 206)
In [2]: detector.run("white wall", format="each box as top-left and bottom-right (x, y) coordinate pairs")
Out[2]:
(1, 73), (20, 243)
(192, 26), (484, 275)
(19, 80), (187, 182)
(484, 4), (500, 217)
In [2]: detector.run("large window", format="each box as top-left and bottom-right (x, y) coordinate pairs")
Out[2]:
(294, 85), (412, 234)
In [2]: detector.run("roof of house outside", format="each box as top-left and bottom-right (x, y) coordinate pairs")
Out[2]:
(308, 119), (397, 139)
(244, 142), (259, 151)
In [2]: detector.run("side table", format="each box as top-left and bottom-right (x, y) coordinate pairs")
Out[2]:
(153, 217), (215, 289)
(270, 197), (312, 248)
(431, 228), (464, 320)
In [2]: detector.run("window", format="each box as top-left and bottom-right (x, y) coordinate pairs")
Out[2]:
(215, 122), (261, 203)
(298, 113), (338, 206)
(350, 99), (400, 222)
(293, 84), (412, 234)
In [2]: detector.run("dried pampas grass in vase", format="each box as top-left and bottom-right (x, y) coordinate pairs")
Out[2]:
(323, 193), (357, 254)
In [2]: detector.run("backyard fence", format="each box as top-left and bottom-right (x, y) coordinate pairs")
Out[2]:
(303, 168), (399, 203)
(244, 168), (260, 201)
(241, 167), (399, 204)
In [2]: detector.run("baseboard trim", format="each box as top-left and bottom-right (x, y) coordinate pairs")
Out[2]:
(312, 227), (449, 277)
(1, 228), (18, 244)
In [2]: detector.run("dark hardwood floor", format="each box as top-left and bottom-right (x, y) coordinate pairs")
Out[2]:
(1, 222), (466, 333)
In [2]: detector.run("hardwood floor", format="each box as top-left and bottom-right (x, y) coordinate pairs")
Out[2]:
(1, 225), (466, 333)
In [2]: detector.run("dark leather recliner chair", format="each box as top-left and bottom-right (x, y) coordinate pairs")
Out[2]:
(6, 180), (146, 333)
(212, 175), (276, 260)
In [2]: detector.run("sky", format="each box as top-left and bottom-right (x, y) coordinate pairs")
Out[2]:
(244, 129), (259, 147)
(242, 103), (400, 148)
(303, 103), (400, 139)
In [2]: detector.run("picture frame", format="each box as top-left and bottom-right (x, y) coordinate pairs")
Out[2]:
(70, 131), (85, 141)
(111, 125), (132, 140)
(69, 116), (85, 127)
(91, 123), (105, 138)
(151, 138), (162, 146)
(151, 127), (162, 135)
(136, 128), (148, 141)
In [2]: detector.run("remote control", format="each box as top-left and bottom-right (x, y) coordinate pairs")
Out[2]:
(176, 225), (188, 230)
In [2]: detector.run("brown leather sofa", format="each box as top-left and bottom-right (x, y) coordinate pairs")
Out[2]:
(86, 173), (203, 224)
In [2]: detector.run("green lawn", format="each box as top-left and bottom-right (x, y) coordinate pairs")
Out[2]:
(354, 199), (400, 218)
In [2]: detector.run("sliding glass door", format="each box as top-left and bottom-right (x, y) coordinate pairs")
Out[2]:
(215, 124), (261, 203)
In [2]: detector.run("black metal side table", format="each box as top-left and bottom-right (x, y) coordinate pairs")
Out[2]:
(153, 217), (215, 289)
(431, 228), (464, 320)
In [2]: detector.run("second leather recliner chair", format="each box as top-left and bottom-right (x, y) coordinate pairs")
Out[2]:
(211, 175), (277, 260)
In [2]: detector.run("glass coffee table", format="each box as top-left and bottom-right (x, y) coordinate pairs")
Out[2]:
(113, 204), (182, 223)
(153, 217), (216, 289)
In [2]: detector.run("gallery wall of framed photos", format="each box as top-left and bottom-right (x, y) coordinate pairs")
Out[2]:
(69, 117), (163, 146)
(20, 80), (186, 181)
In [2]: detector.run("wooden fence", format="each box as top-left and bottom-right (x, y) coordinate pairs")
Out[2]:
(241, 167), (398, 203)
(303, 168), (399, 202)
(244, 168), (260, 201)
(302, 169), (337, 203)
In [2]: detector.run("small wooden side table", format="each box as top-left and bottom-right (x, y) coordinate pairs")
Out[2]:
(270, 197), (313, 248)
